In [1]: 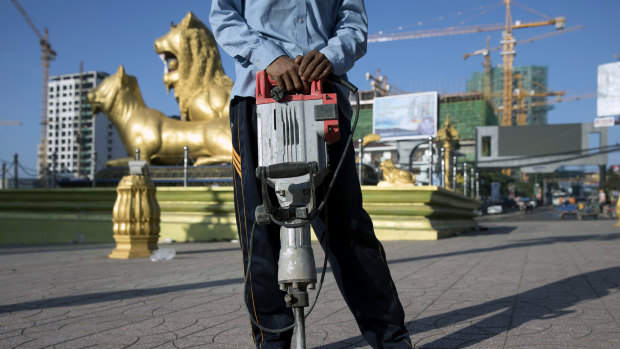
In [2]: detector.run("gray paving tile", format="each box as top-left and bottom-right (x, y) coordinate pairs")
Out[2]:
(1, 214), (620, 348)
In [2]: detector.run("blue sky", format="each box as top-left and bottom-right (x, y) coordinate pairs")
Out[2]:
(1, 0), (619, 173)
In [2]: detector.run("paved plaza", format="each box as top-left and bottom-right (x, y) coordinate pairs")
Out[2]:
(1, 210), (619, 348)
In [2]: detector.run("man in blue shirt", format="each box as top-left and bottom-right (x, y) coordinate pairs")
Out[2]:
(210, 1), (412, 348)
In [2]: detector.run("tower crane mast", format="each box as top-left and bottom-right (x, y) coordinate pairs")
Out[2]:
(10, 0), (57, 179)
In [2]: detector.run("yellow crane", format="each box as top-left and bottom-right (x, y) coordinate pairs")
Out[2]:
(0, 121), (23, 126)
(500, 0), (566, 126)
(10, 0), (56, 177)
(369, 0), (569, 126)
(463, 25), (583, 113)
(513, 73), (565, 125)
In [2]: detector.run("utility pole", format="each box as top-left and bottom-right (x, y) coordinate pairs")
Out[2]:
(2, 163), (6, 189)
(440, 148), (446, 188)
(471, 167), (475, 198)
(452, 154), (457, 192)
(51, 152), (57, 188)
(463, 162), (468, 197)
(13, 153), (19, 189)
(427, 137), (434, 185)
(91, 151), (97, 188)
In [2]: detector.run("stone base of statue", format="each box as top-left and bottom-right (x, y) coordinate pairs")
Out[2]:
(108, 234), (159, 259)
(353, 185), (479, 240)
(109, 162), (161, 259)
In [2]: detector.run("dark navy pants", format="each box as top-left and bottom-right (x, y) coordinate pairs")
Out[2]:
(230, 96), (412, 349)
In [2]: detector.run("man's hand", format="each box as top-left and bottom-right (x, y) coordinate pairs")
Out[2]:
(296, 50), (334, 82)
(265, 56), (305, 92)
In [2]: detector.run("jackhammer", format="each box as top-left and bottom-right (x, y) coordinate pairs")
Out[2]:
(243, 71), (359, 349)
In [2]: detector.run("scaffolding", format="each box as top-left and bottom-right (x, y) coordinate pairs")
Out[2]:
(439, 93), (497, 141)
(467, 65), (550, 125)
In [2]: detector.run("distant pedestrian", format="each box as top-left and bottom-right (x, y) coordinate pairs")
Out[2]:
(599, 189), (607, 213)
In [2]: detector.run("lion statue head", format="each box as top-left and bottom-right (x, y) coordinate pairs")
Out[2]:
(154, 12), (232, 121)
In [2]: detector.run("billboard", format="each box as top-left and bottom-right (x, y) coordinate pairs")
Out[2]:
(373, 92), (437, 140)
(597, 61), (620, 117)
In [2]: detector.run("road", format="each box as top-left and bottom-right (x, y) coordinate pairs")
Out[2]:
(477, 205), (615, 223)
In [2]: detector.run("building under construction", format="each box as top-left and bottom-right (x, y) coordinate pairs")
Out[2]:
(439, 92), (497, 162)
(467, 65), (551, 125)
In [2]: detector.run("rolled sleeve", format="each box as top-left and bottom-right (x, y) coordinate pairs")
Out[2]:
(319, 0), (368, 75)
(210, 0), (288, 69)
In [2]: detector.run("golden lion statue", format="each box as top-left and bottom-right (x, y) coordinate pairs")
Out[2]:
(154, 12), (232, 122)
(87, 66), (232, 167)
(378, 160), (416, 186)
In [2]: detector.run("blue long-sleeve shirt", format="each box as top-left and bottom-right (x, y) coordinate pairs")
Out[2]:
(209, 0), (368, 101)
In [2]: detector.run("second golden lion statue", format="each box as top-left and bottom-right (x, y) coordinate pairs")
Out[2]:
(154, 12), (232, 122)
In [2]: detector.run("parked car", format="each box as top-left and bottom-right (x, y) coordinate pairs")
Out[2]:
(487, 204), (503, 215)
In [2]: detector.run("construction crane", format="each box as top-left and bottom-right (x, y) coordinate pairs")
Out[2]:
(10, 0), (56, 178)
(463, 25), (583, 109)
(366, 69), (408, 96)
(0, 121), (23, 126)
(513, 73), (565, 125)
(464, 36), (494, 102)
(369, 0), (568, 126)
(525, 93), (596, 108)
(500, 0), (565, 126)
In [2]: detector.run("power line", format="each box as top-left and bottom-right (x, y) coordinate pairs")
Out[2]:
(475, 144), (620, 169)
(475, 143), (620, 164)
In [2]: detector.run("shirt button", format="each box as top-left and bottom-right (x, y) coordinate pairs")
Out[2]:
(298, 18), (304, 24)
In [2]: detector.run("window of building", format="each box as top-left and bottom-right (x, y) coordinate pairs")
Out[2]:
(481, 136), (491, 157)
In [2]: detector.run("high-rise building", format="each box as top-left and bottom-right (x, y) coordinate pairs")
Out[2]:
(467, 65), (550, 125)
(39, 71), (125, 181)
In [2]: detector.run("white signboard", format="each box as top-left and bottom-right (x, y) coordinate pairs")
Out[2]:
(373, 92), (438, 140)
(594, 116), (615, 128)
(597, 61), (620, 117)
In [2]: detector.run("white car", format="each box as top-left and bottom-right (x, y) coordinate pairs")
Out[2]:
(487, 205), (503, 214)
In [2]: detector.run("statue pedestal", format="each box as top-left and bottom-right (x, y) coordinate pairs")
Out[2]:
(108, 235), (158, 259)
(109, 172), (160, 259)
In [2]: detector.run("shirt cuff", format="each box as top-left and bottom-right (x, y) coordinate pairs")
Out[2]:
(320, 47), (345, 76)
(252, 40), (288, 71)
